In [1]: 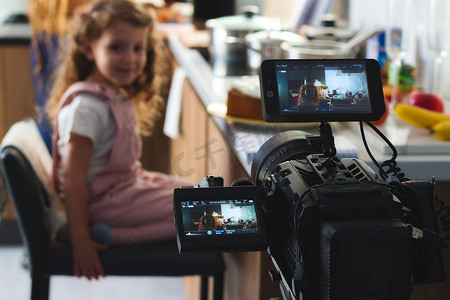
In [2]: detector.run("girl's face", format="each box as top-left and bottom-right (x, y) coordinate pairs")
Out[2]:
(84, 21), (148, 89)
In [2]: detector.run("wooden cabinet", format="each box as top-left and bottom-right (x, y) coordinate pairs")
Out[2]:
(169, 79), (209, 183)
(0, 44), (35, 138)
(206, 118), (281, 300)
(168, 79), (209, 300)
(0, 44), (35, 222)
(205, 117), (246, 185)
(170, 79), (282, 300)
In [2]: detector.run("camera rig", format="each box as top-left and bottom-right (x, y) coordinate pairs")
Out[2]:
(174, 121), (448, 299)
(249, 122), (447, 299)
(174, 59), (449, 300)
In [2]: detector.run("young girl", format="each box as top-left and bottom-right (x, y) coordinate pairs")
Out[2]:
(46, 0), (193, 280)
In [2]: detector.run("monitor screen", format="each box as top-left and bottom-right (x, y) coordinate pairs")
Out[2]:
(259, 59), (385, 123)
(275, 61), (372, 115)
(174, 186), (267, 252)
(180, 199), (260, 237)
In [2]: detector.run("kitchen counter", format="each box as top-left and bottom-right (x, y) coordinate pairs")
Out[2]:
(0, 23), (31, 44)
(167, 33), (450, 181)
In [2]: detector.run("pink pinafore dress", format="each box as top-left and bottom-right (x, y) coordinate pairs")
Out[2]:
(52, 82), (193, 244)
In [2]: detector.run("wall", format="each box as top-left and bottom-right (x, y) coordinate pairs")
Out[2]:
(2, 0), (448, 104)
(349, 0), (450, 107)
(0, 0), (28, 24)
(262, 0), (450, 106)
(235, 0), (262, 13)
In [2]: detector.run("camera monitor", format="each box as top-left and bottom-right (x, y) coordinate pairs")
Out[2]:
(173, 186), (268, 252)
(259, 59), (385, 122)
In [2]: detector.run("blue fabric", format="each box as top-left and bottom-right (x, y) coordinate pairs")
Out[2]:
(30, 33), (59, 153)
(55, 222), (112, 245)
(90, 222), (112, 244)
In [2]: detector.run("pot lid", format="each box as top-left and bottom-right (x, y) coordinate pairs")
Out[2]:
(206, 6), (282, 31)
(245, 31), (306, 44)
(281, 40), (353, 56)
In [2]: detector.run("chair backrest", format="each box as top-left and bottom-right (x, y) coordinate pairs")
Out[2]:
(0, 119), (60, 276)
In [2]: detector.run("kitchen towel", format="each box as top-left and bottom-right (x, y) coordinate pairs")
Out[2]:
(163, 67), (186, 139)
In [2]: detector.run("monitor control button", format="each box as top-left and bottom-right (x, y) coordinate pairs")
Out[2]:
(266, 90), (274, 98)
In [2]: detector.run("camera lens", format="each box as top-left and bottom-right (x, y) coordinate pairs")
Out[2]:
(251, 131), (321, 185)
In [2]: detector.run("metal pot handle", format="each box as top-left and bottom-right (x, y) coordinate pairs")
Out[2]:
(225, 36), (261, 54)
(241, 5), (260, 18)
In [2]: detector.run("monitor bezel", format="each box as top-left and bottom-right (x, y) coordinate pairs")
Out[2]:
(259, 59), (385, 123)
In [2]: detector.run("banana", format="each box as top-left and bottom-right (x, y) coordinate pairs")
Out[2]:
(394, 103), (450, 129)
(431, 121), (450, 140)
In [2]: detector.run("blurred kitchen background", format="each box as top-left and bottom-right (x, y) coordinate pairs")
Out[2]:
(1, 0), (449, 105)
(1, 1), (450, 299)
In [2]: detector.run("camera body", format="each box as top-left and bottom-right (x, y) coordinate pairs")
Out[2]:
(254, 139), (444, 299)
(173, 59), (446, 299)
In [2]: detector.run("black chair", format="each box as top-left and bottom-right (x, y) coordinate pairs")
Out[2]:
(0, 119), (225, 300)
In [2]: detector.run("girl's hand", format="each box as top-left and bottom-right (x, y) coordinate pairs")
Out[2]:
(64, 133), (108, 279)
(72, 238), (108, 280)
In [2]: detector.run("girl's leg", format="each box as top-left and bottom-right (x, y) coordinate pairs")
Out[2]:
(89, 172), (194, 243)
(111, 219), (176, 244)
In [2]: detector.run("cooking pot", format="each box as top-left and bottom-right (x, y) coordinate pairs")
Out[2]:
(300, 14), (356, 42)
(281, 40), (357, 59)
(282, 26), (381, 59)
(245, 31), (305, 73)
(206, 6), (282, 76)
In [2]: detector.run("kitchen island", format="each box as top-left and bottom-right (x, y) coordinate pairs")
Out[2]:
(167, 33), (450, 300)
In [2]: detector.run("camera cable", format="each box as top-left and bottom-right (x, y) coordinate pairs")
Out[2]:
(436, 196), (450, 248)
(360, 121), (408, 182)
(360, 122), (450, 247)
(293, 184), (319, 236)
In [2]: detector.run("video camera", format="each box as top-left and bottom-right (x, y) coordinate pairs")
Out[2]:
(173, 59), (448, 299)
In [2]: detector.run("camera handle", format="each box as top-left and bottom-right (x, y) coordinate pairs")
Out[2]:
(306, 122), (336, 169)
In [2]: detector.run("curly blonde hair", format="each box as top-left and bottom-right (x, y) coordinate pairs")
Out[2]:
(46, 0), (165, 136)
(28, 0), (91, 34)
